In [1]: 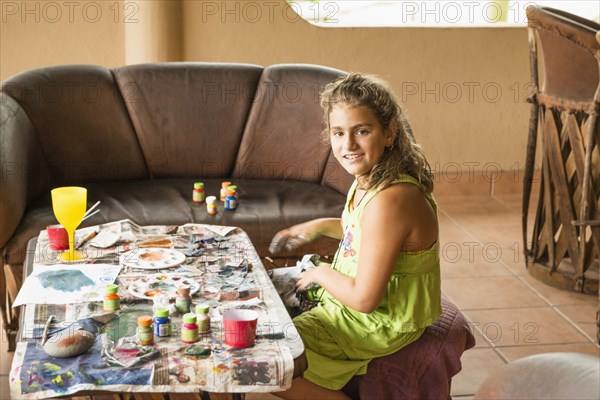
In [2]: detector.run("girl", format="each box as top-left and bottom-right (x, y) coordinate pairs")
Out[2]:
(270, 73), (442, 399)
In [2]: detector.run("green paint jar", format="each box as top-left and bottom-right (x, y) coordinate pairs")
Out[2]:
(103, 283), (120, 312)
(193, 182), (205, 203)
(181, 313), (199, 344)
(137, 315), (154, 346)
(195, 304), (211, 334)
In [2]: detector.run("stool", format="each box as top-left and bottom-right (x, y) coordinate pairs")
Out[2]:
(342, 298), (475, 400)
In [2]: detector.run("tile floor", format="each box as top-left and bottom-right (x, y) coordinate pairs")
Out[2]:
(1, 193), (599, 399)
(437, 194), (600, 398)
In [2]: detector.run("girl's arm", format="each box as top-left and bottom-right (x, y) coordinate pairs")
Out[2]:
(296, 184), (437, 313)
(269, 218), (343, 254)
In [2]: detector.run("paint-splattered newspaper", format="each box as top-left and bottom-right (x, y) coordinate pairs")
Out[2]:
(10, 220), (301, 399)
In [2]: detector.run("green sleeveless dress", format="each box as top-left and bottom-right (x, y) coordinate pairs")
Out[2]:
(293, 174), (442, 390)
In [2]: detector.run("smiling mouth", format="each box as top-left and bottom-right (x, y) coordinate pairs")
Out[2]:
(343, 154), (364, 160)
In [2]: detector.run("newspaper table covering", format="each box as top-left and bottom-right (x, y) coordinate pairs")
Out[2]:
(10, 220), (299, 399)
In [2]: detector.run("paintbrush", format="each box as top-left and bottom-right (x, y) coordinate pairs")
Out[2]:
(41, 315), (55, 345)
(76, 229), (99, 249)
(83, 201), (101, 218)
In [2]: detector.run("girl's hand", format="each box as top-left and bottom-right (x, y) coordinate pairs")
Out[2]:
(295, 267), (321, 291)
(268, 226), (319, 254)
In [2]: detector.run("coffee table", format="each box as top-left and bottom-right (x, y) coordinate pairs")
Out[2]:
(10, 219), (306, 400)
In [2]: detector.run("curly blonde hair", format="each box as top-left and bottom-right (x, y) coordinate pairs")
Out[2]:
(320, 73), (434, 193)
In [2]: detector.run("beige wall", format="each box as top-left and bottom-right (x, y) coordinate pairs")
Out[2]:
(182, 1), (532, 172)
(0, 0), (127, 78)
(1, 0), (533, 173)
(125, 0), (182, 65)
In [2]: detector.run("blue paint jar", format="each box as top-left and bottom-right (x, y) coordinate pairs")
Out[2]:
(154, 307), (172, 337)
(224, 190), (237, 211)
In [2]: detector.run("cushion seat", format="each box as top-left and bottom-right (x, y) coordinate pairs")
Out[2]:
(342, 298), (476, 400)
(4, 178), (345, 266)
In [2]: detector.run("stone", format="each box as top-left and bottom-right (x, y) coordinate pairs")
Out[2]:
(44, 329), (95, 358)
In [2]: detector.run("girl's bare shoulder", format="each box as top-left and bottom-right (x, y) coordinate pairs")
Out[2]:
(374, 182), (428, 208)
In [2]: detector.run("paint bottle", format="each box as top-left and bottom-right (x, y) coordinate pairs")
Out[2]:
(192, 182), (205, 203)
(227, 185), (239, 201)
(103, 284), (120, 312)
(206, 196), (217, 215)
(154, 307), (172, 337)
(224, 190), (237, 211)
(137, 315), (154, 346)
(220, 181), (232, 201)
(175, 285), (192, 314)
(181, 313), (199, 344)
(195, 304), (211, 334)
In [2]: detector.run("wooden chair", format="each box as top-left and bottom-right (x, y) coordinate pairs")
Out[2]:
(522, 6), (600, 343)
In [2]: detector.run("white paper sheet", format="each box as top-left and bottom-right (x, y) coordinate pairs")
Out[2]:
(13, 263), (122, 307)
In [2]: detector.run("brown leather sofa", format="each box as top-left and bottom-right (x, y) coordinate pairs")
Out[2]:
(0, 62), (354, 348)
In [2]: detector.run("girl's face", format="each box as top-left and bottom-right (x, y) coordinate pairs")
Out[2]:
(329, 103), (394, 179)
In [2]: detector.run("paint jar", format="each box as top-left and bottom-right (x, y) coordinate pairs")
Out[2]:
(154, 307), (172, 337)
(192, 182), (205, 203)
(206, 196), (217, 215)
(137, 315), (154, 346)
(175, 285), (192, 314)
(181, 313), (199, 344)
(195, 304), (211, 334)
(227, 185), (239, 201)
(103, 284), (120, 312)
(220, 181), (232, 201)
(224, 190), (237, 211)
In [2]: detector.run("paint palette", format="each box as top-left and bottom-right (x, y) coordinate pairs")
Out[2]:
(119, 248), (186, 270)
(128, 274), (200, 299)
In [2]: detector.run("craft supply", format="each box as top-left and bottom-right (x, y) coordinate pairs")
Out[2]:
(152, 293), (177, 315)
(175, 285), (192, 314)
(41, 315), (55, 346)
(77, 228), (99, 249)
(44, 329), (95, 358)
(154, 307), (172, 337)
(81, 209), (100, 222)
(103, 283), (120, 312)
(130, 274), (200, 300)
(120, 248), (186, 270)
(224, 190), (237, 211)
(195, 304), (211, 334)
(220, 181), (232, 201)
(137, 315), (154, 345)
(206, 196), (217, 215)
(223, 309), (258, 348)
(83, 200), (101, 218)
(192, 182), (205, 203)
(184, 344), (211, 358)
(181, 313), (199, 343)
(47, 224), (69, 250)
(227, 184), (239, 201)
(90, 231), (120, 248)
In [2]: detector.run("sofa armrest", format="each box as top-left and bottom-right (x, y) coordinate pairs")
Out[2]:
(0, 93), (49, 250)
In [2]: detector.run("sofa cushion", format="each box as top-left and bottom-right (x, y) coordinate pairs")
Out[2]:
(3, 178), (346, 266)
(1, 65), (148, 184)
(0, 94), (49, 249)
(234, 64), (346, 186)
(113, 63), (264, 178)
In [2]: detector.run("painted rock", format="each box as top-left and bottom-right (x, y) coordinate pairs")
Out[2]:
(90, 231), (120, 248)
(44, 330), (95, 358)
